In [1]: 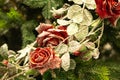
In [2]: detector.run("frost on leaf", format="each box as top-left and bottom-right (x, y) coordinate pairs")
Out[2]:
(91, 48), (100, 59)
(55, 43), (68, 55)
(0, 44), (8, 60)
(67, 23), (78, 35)
(61, 52), (70, 71)
(68, 40), (81, 52)
(74, 25), (88, 41)
(57, 19), (72, 26)
(67, 5), (82, 19)
(80, 9), (93, 26)
(83, 0), (96, 9)
(72, 0), (83, 4)
(16, 46), (32, 60)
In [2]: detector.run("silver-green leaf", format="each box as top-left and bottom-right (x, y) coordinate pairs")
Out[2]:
(61, 52), (70, 71)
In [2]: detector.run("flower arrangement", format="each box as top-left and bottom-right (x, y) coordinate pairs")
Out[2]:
(0, 0), (120, 80)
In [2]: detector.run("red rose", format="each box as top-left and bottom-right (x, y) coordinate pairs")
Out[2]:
(29, 47), (61, 75)
(36, 23), (68, 47)
(95, 0), (120, 26)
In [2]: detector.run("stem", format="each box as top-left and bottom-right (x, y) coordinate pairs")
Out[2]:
(97, 22), (104, 48)
(7, 71), (25, 80)
(1, 72), (8, 80)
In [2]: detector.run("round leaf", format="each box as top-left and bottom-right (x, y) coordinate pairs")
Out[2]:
(67, 23), (78, 35)
(80, 9), (93, 26)
(68, 40), (81, 52)
(67, 5), (82, 19)
(57, 19), (72, 26)
(61, 52), (70, 71)
(55, 43), (68, 55)
(74, 25), (88, 41)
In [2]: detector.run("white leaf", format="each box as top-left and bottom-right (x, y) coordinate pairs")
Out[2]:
(85, 42), (95, 50)
(92, 48), (100, 59)
(55, 43), (68, 55)
(16, 46), (32, 60)
(16, 41), (36, 60)
(61, 52), (70, 71)
(83, 0), (96, 9)
(68, 40), (81, 52)
(57, 19), (71, 26)
(80, 9), (93, 26)
(74, 25), (88, 41)
(72, 0), (83, 4)
(0, 44), (8, 59)
(67, 23), (78, 35)
(24, 55), (29, 65)
(72, 12), (83, 23)
(67, 5), (82, 19)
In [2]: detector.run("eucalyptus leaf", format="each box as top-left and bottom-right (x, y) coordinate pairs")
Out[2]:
(67, 5), (82, 19)
(74, 25), (88, 41)
(91, 48), (100, 59)
(80, 9), (93, 26)
(61, 52), (70, 71)
(55, 43), (68, 55)
(72, 0), (83, 4)
(57, 19), (72, 26)
(72, 12), (83, 23)
(0, 44), (8, 59)
(16, 46), (32, 60)
(68, 40), (81, 52)
(83, 0), (96, 9)
(67, 23), (78, 35)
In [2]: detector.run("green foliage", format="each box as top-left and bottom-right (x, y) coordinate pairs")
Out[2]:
(105, 61), (120, 80)
(7, 8), (22, 21)
(21, 20), (38, 48)
(23, 0), (64, 19)
(0, 0), (5, 6)
(0, 8), (23, 35)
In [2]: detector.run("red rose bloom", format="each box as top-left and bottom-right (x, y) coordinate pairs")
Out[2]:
(95, 0), (120, 26)
(36, 23), (68, 47)
(29, 47), (61, 75)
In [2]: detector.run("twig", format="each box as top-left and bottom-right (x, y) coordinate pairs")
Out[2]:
(97, 22), (104, 48)
(1, 72), (8, 80)
(7, 71), (25, 80)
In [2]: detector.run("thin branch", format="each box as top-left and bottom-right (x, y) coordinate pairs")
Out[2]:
(7, 71), (25, 80)
(1, 72), (8, 80)
(97, 22), (104, 48)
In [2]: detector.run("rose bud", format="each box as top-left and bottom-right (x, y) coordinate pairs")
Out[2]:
(95, 0), (120, 26)
(29, 47), (61, 75)
(2, 59), (8, 66)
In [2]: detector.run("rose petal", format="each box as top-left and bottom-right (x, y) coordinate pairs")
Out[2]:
(36, 23), (53, 34)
